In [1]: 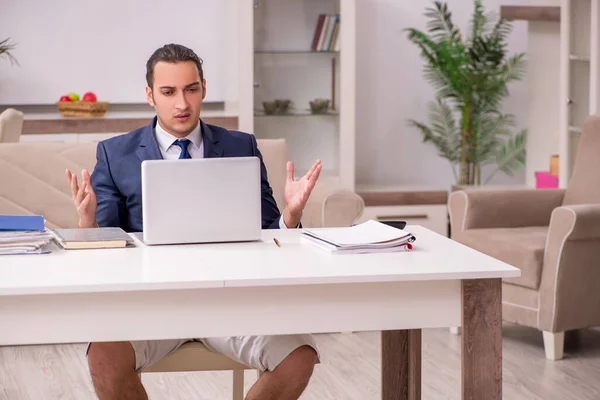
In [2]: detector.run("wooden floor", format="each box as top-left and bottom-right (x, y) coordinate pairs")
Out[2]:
(1, 323), (600, 399)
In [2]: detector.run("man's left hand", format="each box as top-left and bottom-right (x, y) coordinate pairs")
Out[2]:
(283, 159), (322, 228)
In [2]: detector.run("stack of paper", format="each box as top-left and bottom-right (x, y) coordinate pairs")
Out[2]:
(0, 215), (53, 255)
(301, 220), (416, 254)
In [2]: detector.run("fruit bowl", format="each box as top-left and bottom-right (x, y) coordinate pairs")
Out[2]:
(56, 101), (109, 118)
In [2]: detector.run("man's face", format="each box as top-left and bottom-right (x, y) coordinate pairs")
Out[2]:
(146, 61), (206, 137)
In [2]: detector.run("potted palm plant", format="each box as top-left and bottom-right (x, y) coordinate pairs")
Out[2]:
(0, 38), (18, 65)
(406, 0), (526, 186)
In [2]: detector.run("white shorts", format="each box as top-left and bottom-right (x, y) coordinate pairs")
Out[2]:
(88, 334), (319, 373)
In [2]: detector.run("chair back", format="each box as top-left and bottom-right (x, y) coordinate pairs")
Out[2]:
(256, 138), (288, 211)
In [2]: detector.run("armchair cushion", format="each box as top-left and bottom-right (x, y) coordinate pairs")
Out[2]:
(459, 226), (548, 290)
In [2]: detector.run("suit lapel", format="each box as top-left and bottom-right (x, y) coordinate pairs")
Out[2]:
(201, 120), (224, 158)
(136, 117), (163, 162)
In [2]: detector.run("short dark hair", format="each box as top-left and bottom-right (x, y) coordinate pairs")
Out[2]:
(145, 43), (204, 88)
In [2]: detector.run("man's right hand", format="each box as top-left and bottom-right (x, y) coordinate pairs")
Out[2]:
(65, 169), (98, 228)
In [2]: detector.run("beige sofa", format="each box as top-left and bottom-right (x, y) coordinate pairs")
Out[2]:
(0, 139), (364, 230)
(449, 115), (600, 360)
(0, 138), (364, 398)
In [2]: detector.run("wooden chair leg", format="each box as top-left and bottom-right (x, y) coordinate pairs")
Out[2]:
(233, 370), (244, 400)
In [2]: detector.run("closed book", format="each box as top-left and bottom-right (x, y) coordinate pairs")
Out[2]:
(311, 14), (326, 51)
(0, 215), (45, 231)
(52, 227), (134, 249)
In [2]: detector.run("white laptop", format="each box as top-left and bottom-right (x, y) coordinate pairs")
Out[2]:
(139, 157), (262, 245)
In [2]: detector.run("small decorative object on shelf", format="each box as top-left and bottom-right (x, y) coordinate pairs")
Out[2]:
(534, 154), (559, 189)
(263, 99), (292, 115)
(535, 172), (558, 189)
(550, 154), (559, 177)
(56, 101), (109, 117)
(56, 91), (108, 117)
(309, 98), (330, 114)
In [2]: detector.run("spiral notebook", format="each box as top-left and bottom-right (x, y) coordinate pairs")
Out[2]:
(301, 220), (416, 254)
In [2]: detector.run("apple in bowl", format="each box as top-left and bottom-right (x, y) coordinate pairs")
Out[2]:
(82, 92), (97, 102)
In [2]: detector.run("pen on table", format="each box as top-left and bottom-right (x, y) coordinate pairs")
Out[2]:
(273, 238), (281, 247)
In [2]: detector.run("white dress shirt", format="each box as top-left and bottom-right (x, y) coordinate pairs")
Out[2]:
(154, 119), (291, 229)
(155, 119), (204, 160)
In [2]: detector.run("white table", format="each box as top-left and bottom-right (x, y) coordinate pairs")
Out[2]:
(0, 226), (520, 399)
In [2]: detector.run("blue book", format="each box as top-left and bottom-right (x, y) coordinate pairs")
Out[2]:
(0, 215), (45, 231)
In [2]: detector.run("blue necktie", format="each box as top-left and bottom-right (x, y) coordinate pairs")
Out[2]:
(172, 139), (191, 159)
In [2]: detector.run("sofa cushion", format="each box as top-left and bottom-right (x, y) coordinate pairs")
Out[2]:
(0, 140), (363, 231)
(459, 226), (548, 290)
(0, 143), (97, 229)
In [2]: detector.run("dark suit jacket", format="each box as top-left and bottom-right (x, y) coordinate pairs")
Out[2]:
(90, 117), (281, 232)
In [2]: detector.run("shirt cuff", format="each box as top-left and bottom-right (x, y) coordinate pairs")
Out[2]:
(279, 214), (300, 229)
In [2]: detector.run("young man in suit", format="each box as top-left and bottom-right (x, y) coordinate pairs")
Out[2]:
(66, 43), (321, 400)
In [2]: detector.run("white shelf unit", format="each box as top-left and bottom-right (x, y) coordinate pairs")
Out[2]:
(237, 0), (356, 190)
(559, 0), (600, 187)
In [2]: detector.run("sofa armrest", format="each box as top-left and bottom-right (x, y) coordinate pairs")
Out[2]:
(449, 189), (565, 236)
(539, 204), (600, 332)
(322, 191), (365, 227)
(300, 189), (365, 228)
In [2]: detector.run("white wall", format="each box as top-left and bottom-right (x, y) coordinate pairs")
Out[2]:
(0, 0), (227, 104)
(354, 0), (530, 189)
(524, 0), (561, 187)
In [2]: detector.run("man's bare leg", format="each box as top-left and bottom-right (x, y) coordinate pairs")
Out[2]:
(88, 342), (147, 400)
(245, 345), (317, 400)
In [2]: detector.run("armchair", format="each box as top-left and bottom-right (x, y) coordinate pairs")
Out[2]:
(449, 115), (600, 360)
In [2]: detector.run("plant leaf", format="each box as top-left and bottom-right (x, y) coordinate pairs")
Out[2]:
(492, 129), (527, 176)
(425, 1), (463, 44)
(408, 99), (462, 164)
(468, 0), (487, 44)
(0, 37), (19, 65)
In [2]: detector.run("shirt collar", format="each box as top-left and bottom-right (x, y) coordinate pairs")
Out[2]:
(154, 119), (203, 153)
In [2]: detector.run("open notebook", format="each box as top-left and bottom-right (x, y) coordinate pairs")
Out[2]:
(301, 220), (416, 254)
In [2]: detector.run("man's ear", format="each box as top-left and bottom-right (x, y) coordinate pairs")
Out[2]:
(146, 86), (155, 107)
(202, 79), (207, 100)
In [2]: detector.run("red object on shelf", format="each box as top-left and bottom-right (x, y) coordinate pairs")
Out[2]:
(535, 171), (558, 189)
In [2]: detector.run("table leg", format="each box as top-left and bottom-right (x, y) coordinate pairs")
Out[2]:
(381, 329), (422, 400)
(462, 278), (502, 399)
